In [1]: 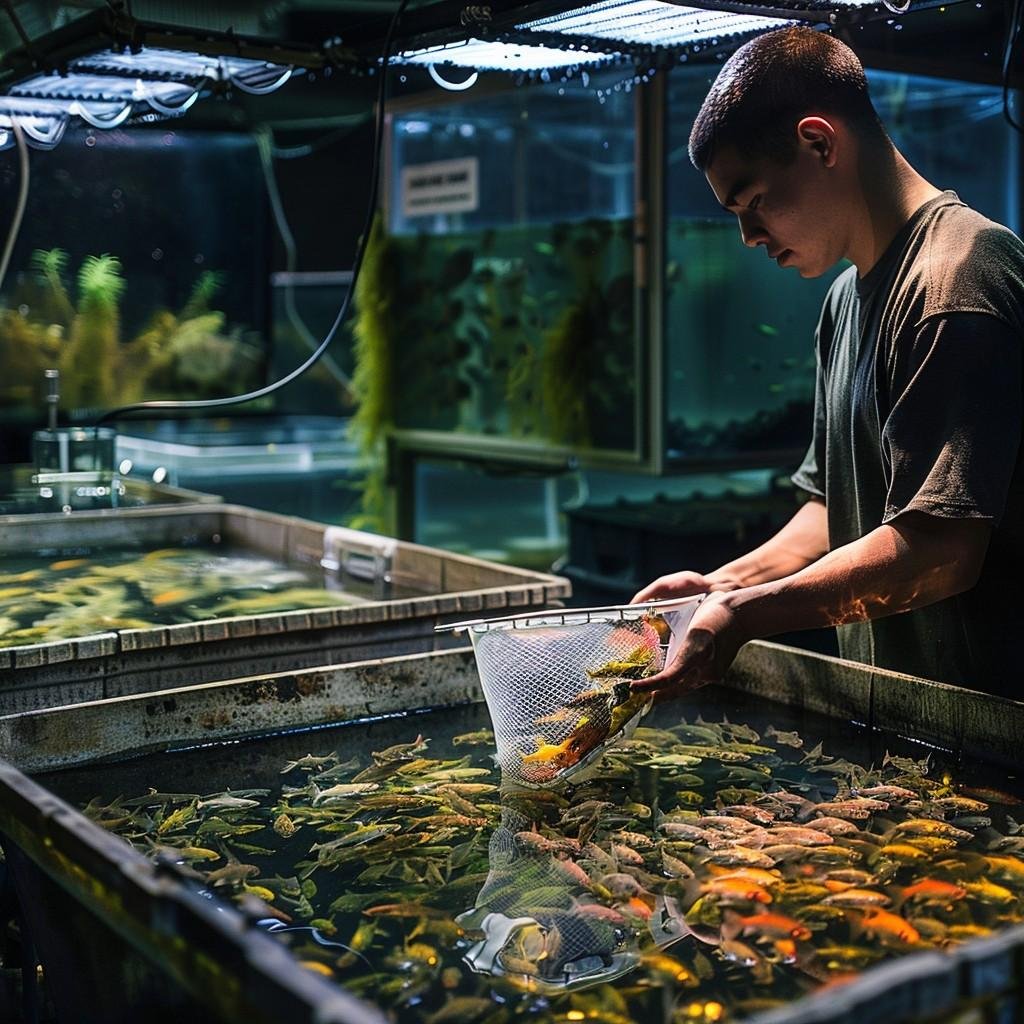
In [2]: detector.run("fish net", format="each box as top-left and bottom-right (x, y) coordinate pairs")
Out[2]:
(458, 798), (686, 991)
(444, 598), (703, 788)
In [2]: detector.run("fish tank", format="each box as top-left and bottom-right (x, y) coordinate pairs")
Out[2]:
(39, 675), (1024, 1023)
(0, 125), (270, 436)
(664, 65), (1021, 469)
(381, 69), (639, 460)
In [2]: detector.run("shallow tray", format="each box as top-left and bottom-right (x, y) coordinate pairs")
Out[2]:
(0, 504), (569, 712)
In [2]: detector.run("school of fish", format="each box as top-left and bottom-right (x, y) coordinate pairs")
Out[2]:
(82, 709), (1024, 1024)
(0, 547), (360, 647)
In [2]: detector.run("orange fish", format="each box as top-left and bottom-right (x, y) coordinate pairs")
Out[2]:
(856, 908), (920, 944)
(899, 879), (967, 904)
(621, 897), (653, 920)
(702, 877), (773, 904)
(152, 588), (190, 606)
(521, 714), (609, 780)
(723, 910), (811, 941)
(49, 558), (88, 570)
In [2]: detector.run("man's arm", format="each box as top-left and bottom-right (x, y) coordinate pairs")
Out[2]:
(632, 498), (830, 601)
(635, 510), (992, 697)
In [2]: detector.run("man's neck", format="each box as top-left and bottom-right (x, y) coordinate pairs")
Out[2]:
(849, 143), (942, 277)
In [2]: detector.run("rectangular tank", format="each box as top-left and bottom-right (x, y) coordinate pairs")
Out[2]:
(0, 504), (569, 712)
(0, 643), (1023, 1024)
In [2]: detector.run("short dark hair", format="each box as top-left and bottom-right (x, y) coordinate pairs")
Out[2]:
(689, 27), (886, 172)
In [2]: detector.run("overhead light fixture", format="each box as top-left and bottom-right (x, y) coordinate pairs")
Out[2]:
(0, 9), (319, 148)
(396, 37), (620, 72)
(518, 1), (793, 48)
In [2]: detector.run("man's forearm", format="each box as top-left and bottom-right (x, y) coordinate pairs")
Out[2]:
(705, 498), (830, 590)
(724, 513), (990, 639)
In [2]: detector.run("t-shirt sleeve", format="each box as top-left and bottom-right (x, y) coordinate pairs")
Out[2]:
(881, 312), (1022, 525)
(791, 336), (827, 499)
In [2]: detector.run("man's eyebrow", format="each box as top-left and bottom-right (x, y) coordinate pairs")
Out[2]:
(721, 177), (752, 210)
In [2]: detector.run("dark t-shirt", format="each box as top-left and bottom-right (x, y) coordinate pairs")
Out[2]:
(792, 191), (1024, 694)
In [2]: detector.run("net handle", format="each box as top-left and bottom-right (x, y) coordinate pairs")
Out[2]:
(436, 595), (705, 634)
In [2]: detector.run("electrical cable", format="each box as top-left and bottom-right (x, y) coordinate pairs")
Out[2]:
(427, 63), (479, 91)
(254, 125), (353, 398)
(271, 115), (368, 160)
(0, 121), (29, 295)
(96, 0), (411, 425)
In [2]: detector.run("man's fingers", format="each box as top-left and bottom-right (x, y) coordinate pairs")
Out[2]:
(630, 671), (670, 691)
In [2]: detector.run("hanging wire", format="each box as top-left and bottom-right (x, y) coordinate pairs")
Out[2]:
(427, 63), (480, 91)
(0, 120), (29, 293)
(270, 114), (368, 160)
(254, 125), (354, 399)
(96, 0), (412, 426)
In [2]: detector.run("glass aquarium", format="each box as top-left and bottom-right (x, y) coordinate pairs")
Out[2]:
(0, 125), (270, 424)
(664, 66), (1020, 468)
(379, 70), (640, 457)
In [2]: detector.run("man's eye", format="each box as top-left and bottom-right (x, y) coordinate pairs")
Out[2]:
(748, 195), (762, 211)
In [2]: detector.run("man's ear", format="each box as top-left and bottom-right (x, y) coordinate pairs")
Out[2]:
(796, 116), (838, 168)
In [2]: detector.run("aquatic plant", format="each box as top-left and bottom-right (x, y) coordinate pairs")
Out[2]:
(31, 247), (75, 326)
(60, 254), (125, 409)
(0, 250), (261, 413)
(347, 215), (397, 533)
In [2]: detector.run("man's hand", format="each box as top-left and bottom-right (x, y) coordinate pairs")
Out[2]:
(631, 592), (747, 702)
(632, 570), (737, 604)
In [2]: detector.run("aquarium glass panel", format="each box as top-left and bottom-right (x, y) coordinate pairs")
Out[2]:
(270, 272), (356, 416)
(413, 457), (578, 569)
(381, 73), (639, 454)
(664, 67), (1019, 466)
(0, 126), (269, 421)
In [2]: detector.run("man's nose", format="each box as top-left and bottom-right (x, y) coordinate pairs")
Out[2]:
(738, 212), (768, 248)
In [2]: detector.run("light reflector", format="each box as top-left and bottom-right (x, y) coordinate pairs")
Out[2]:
(519, 1), (792, 48)
(396, 37), (620, 71)
(0, 46), (294, 147)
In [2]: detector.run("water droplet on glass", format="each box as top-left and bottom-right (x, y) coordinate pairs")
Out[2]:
(581, 71), (590, 88)
(85, 135), (96, 148)
(152, 248), (163, 261)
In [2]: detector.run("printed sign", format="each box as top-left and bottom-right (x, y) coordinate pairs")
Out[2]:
(401, 157), (479, 218)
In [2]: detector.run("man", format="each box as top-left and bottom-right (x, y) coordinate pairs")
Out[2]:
(632, 27), (1024, 698)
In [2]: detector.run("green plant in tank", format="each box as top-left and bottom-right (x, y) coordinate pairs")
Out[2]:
(31, 247), (76, 327)
(541, 289), (596, 446)
(347, 214), (396, 534)
(1, 250), (260, 412)
(538, 219), (635, 449)
(60, 254), (125, 409)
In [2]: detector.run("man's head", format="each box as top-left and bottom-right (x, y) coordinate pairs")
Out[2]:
(690, 28), (889, 277)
